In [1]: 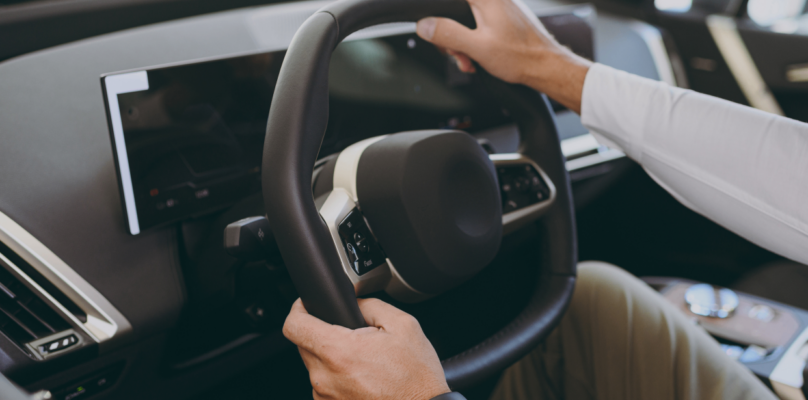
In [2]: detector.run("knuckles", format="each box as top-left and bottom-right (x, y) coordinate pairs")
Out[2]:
(281, 319), (297, 342)
(359, 297), (388, 313)
(396, 313), (422, 333)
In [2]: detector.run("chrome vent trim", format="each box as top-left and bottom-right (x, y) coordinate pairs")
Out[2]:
(0, 211), (132, 351)
(0, 254), (73, 355)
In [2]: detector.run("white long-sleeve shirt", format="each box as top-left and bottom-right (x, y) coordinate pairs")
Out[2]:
(580, 63), (808, 266)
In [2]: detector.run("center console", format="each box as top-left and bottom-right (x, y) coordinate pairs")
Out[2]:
(645, 277), (808, 400)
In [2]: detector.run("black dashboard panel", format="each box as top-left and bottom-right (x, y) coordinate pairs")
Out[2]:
(105, 34), (513, 234)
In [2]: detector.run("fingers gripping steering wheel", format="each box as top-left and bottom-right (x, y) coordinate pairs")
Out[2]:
(262, 0), (577, 390)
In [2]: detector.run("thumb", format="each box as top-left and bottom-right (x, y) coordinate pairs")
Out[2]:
(416, 17), (476, 55)
(356, 297), (407, 329)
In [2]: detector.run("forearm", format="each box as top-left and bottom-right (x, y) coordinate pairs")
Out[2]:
(581, 63), (808, 265)
(519, 48), (591, 114)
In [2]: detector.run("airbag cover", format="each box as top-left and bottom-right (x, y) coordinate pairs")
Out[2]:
(356, 130), (502, 295)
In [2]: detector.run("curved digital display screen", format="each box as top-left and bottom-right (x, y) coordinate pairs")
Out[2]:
(103, 33), (514, 234)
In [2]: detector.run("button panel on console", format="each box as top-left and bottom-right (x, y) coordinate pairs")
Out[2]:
(338, 209), (386, 276)
(38, 334), (78, 356)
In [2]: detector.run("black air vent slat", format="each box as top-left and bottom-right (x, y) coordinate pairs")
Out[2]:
(0, 292), (53, 338)
(0, 241), (75, 352)
(5, 280), (28, 300)
(0, 306), (37, 338)
(0, 241), (86, 323)
(0, 311), (35, 344)
(18, 301), (56, 333)
(0, 281), (14, 299)
(22, 296), (70, 332)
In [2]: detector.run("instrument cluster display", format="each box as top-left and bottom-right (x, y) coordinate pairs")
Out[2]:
(103, 34), (514, 234)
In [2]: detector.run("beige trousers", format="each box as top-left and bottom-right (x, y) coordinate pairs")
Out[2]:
(489, 261), (779, 400)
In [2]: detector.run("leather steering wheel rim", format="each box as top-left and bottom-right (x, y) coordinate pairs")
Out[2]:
(262, 0), (577, 390)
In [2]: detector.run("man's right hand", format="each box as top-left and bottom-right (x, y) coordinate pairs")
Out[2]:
(415, 0), (592, 113)
(283, 298), (451, 400)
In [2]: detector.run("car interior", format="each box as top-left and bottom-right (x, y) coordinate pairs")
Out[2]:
(0, 0), (807, 398)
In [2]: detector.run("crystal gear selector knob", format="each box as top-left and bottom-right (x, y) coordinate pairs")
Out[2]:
(684, 283), (740, 318)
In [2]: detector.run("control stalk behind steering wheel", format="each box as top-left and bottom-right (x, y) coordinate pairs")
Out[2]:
(262, 0), (577, 389)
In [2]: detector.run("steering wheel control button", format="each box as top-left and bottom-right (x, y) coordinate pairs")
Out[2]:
(497, 164), (550, 213)
(345, 243), (359, 264)
(338, 209), (386, 276)
(352, 232), (369, 253)
(684, 283), (740, 318)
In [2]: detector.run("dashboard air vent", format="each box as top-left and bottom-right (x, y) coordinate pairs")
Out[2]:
(0, 247), (72, 350)
(0, 241), (85, 322)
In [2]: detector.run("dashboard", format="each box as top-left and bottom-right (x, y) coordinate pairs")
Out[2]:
(0, 0), (675, 398)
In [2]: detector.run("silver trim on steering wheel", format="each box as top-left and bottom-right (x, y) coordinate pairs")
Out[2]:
(320, 136), (432, 303)
(319, 138), (558, 301)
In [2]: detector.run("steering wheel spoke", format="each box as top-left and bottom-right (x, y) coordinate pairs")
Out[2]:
(491, 154), (557, 235)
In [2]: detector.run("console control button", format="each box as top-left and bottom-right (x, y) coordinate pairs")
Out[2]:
(38, 334), (78, 355)
(748, 304), (776, 322)
(338, 209), (386, 275)
(51, 363), (124, 400)
(497, 164), (550, 213)
(684, 283), (739, 318)
(721, 344), (745, 360)
(738, 345), (769, 363)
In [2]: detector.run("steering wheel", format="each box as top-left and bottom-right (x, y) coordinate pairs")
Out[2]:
(262, 0), (577, 390)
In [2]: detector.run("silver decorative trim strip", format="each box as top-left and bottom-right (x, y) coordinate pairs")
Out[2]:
(706, 15), (784, 115)
(0, 211), (132, 351)
(566, 147), (626, 171)
(786, 63), (808, 83)
(103, 71), (150, 235)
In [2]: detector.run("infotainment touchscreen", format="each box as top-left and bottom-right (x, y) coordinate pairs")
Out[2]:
(103, 33), (515, 234)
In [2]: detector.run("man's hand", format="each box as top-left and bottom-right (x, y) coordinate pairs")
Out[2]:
(416, 0), (592, 113)
(283, 298), (450, 400)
